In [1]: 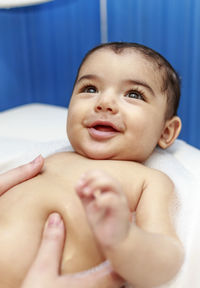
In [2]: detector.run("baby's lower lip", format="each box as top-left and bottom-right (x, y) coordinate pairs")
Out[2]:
(88, 127), (119, 140)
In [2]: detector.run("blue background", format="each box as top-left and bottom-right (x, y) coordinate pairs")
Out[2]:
(0, 0), (200, 149)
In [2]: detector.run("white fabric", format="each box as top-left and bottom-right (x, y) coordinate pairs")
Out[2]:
(0, 0), (52, 8)
(0, 103), (68, 142)
(0, 104), (200, 288)
(0, 103), (70, 171)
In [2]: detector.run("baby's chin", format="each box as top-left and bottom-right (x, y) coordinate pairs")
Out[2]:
(75, 147), (118, 161)
(75, 147), (129, 161)
(71, 142), (148, 162)
(78, 149), (150, 163)
(81, 151), (113, 160)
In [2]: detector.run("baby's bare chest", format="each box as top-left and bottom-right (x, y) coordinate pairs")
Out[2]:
(0, 152), (145, 288)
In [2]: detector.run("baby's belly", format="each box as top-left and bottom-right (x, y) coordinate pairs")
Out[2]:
(0, 173), (105, 288)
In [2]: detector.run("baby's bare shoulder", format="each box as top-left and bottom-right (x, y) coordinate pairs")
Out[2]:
(143, 167), (174, 192)
(45, 151), (150, 180)
(45, 151), (173, 196)
(45, 151), (170, 185)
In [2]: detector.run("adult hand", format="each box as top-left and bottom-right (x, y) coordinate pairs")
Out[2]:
(0, 155), (44, 196)
(21, 212), (124, 288)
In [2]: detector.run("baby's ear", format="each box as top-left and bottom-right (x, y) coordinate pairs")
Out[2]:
(158, 116), (182, 149)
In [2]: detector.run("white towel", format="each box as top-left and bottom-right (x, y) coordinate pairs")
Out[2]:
(0, 0), (52, 8)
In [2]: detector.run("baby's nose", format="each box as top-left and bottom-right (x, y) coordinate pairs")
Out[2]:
(95, 94), (118, 114)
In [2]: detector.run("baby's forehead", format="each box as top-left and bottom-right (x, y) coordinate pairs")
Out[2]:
(79, 48), (165, 90)
(81, 48), (163, 75)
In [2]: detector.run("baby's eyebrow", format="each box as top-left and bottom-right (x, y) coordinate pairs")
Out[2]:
(124, 79), (155, 96)
(76, 74), (99, 84)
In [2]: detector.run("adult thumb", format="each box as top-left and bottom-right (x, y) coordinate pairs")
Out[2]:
(30, 213), (66, 276)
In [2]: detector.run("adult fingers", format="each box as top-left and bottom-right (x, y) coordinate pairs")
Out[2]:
(29, 213), (65, 277)
(23, 212), (124, 288)
(0, 155), (44, 195)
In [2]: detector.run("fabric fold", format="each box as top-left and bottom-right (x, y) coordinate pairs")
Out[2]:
(0, 0), (52, 8)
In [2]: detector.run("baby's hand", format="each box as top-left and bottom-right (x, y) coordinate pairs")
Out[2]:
(76, 170), (131, 249)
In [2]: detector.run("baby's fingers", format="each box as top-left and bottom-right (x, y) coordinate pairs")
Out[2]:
(76, 170), (121, 199)
(95, 192), (123, 211)
(84, 192), (122, 225)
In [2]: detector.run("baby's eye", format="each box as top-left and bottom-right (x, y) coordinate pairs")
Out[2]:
(125, 90), (144, 101)
(83, 86), (97, 93)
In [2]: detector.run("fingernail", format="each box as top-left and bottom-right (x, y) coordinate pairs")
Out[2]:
(83, 186), (90, 195)
(47, 213), (61, 227)
(31, 155), (42, 166)
(77, 179), (84, 187)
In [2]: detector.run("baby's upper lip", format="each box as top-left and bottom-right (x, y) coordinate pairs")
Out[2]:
(89, 120), (120, 132)
(85, 118), (125, 132)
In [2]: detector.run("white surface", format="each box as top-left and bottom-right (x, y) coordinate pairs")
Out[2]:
(0, 103), (68, 142)
(0, 103), (200, 288)
(0, 0), (52, 8)
(0, 103), (70, 172)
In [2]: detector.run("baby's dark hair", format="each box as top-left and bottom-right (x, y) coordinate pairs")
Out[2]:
(74, 42), (181, 119)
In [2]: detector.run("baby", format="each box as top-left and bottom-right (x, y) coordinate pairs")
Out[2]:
(0, 42), (184, 288)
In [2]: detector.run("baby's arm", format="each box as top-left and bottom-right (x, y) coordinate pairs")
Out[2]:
(76, 169), (184, 287)
(76, 170), (131, 247)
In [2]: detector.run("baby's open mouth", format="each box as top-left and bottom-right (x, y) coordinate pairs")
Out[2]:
(87, 122), (120, 140)
(93, 125), (118, 132)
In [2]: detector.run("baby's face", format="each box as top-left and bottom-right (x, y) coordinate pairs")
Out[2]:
(67, 49), (168, 162)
